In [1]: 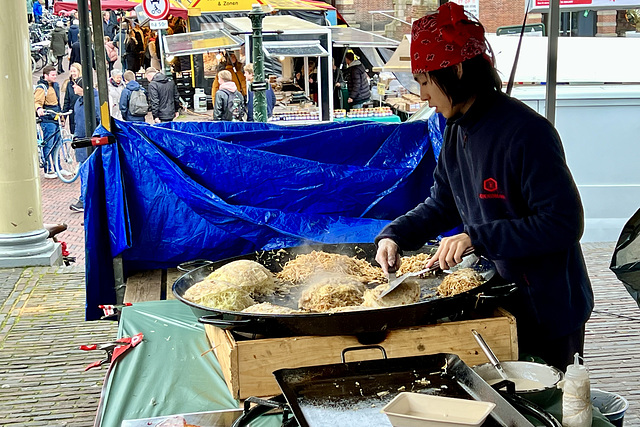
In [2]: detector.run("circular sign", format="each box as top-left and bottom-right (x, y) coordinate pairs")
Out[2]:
(143, 0), (170, 20)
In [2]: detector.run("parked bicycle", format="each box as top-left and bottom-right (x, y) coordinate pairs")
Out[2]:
(30, 40), (50, 73)
(36, 110), (80, 183)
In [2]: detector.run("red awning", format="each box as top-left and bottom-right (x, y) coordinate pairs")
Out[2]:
(53, 0), (188, 19)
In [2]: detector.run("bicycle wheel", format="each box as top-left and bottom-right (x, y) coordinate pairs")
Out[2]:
(54, 135), (80, 183)
(36, 123), (45, 169)
(31, 55), (36, 73)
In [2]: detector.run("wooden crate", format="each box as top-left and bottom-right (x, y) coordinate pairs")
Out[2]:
(205, 308), (518, 400)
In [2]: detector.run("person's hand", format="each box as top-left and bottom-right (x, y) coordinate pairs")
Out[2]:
(174, 111), (179, 119)
(348, 97), (353, 103)
(37, 107), (45, 117)
(335, 82), (341, 88)
(309, 78), (314, 84)
(375, 238), (401, 275)
(154, 117), (161, 123)
(426, 232), (472, 271)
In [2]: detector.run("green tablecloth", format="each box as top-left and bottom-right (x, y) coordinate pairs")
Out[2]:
(98, 300), (278, 427)
(97, 300), (614, 427)
(334, 115), (401, 123)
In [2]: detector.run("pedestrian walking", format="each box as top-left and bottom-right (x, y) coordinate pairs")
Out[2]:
(119, 70), (148, 122)
(34, 65), (62, 179)
(26, 0), (34, 23)
(33, 0), (43, 24)
(243, 63), (276, 121)
(61, 62), (82, 134)
(69, 79), (100, 213)
(105, 36), (118, 74)
(114, 22), (129, 71)
(50, 21), (68, 74)
(344, 52), (370, 109)
(108, 69), (125, 121)
(102, 11), (116, 41)
(68, 19), (79, 49)
(213, 69), (245, 122)
(145, 67), (180, 123)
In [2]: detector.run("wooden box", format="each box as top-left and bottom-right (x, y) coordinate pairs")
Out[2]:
(205, 308), (518, 400)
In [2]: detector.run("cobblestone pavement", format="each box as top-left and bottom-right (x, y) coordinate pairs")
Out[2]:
(1, 242), (638, 426)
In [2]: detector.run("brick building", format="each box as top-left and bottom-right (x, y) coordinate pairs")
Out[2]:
(333, 0), (630, 39)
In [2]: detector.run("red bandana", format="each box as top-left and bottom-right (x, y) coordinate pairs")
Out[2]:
(411, 2), (488, 74)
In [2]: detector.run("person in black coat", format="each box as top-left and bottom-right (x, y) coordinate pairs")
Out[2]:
(344, 52), (370, 109)
(145, 67), (180, 122)
(375, 2), (593, 372)
(102, 11), (117, 41)
(61, 62), (82, 134)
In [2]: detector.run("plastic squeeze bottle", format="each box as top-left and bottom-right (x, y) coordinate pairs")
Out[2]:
(558, 353), (592, 427)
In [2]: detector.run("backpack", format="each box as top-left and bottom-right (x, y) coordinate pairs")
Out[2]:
(221, 89), (246, 122)
(128, 89), (148, 116)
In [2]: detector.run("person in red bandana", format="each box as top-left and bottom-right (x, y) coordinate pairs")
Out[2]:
(375, 2), (593, 371)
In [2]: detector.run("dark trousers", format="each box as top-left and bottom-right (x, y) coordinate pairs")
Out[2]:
(57, 56), (64, 73)
(518, 324), (586, 371)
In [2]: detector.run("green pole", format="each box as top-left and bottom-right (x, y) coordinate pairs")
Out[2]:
(248, 5), (267, 123)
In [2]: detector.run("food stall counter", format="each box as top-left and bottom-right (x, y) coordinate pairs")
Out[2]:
(97, 300), (614, 427)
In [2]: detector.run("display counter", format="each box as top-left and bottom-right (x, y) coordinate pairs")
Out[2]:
(97, 300), (613, 427)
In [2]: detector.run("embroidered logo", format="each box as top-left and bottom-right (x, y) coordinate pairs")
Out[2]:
(479, 178), (506, 199)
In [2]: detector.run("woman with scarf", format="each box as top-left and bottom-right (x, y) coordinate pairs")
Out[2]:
(374, 2), (593, 371)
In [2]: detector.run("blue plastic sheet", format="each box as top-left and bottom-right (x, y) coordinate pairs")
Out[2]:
(84, 119), (440, 320)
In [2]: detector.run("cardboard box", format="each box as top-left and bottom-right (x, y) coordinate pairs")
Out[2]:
(205, 308), (518, 400)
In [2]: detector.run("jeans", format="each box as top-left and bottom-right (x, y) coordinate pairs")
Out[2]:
(40, 121), (61, 173)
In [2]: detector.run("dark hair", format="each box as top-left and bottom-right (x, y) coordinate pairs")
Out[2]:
(427, 55), (501, 107)
(42, 65), (57, 76)
(345, 52), (355, 62)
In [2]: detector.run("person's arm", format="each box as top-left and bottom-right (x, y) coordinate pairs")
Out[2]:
(213, 92), (224, 121)
(34, 86), (46, 116)
(173, 83), (180, 115)
(148, 83), (160, 120)
(465, 121), (584, 260)
(119, 89), (129, 118)
(62, 83), (71, 112)
(211, 76), (220, 98)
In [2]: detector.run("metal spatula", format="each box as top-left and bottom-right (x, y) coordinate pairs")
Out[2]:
(379, 246), (475, 299)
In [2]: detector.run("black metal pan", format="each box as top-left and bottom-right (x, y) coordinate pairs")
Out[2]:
(272, 350), (534, 427)
(172, 243), (516, 338)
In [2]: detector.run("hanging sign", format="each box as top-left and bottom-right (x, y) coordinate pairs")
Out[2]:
(150, 20), (169, 30)
(530, 0), (640, 12)
(143, 0), (170, 20)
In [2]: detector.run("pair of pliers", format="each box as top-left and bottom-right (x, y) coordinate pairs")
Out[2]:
(80, 332), (144, 371)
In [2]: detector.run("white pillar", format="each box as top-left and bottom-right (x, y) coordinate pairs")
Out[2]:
(0, 0), (62, 267)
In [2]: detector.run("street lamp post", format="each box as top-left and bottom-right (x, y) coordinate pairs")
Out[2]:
(248, 5), (268, 123)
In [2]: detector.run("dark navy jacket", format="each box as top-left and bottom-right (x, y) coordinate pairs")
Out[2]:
(73, 89), (100, 138)
(68, 24), (79, 48)
(119, 80), (147, 122)
(376, 90), (593, 340)
(246, 87), (276, 121)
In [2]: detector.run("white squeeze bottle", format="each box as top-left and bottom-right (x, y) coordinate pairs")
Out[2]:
(558, 353), (592, 427)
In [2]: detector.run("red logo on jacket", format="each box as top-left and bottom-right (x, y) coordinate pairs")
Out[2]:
(479, 178), (506, 199)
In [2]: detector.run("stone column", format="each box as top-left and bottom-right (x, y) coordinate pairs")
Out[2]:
(0, 0), (61, 267)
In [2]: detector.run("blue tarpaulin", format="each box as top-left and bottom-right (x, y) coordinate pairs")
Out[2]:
(84, 117), (445, 320)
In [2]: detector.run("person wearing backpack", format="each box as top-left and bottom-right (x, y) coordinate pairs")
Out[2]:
(145, 67), (181, 123)
(213, 70), (245, 122)
(119, 70), (148, 122)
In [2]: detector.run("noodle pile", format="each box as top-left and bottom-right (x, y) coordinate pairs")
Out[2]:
(298, 274), (365, 311)
(276, 251), (385, 284)
(436, 268), (483, 297)
(242, 302), (302, 314)
(397, 253), (434, 276)
(184, 280), (255, 311)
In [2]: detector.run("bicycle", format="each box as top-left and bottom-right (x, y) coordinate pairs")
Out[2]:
(36, 110), (80, 183)
(30, 40), (50, 73)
